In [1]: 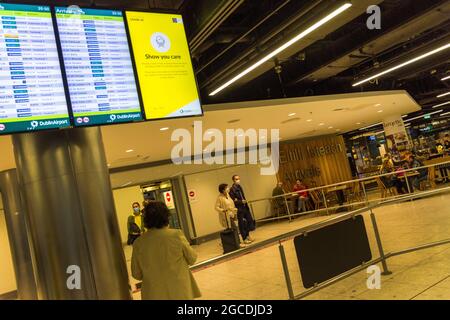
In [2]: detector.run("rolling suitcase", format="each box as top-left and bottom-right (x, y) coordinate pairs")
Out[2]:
(220, 212), (240, 254)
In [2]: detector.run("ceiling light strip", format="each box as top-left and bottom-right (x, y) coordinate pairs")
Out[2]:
(432, 101), (450, 108)
(404, 109), (444, 122)
(437, 92), (450, 98)
(209, 3), (353, 96)
(441, 75), (450, 81)
(352, 43), (450, 87)
(359, 122), (383, 130)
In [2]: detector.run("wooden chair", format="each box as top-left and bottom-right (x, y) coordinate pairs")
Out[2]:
(270, 198), (285, 220)
(375, 177), (397, 198)
(420, 167), (436, 190)
(346, 182), (364, 205)
(309, 190), (324, 210)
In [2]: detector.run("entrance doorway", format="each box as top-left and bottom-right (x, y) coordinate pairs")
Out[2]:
(141, 180), (181, 229)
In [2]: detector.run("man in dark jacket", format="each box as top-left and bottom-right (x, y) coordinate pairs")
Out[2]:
(229, 175), (255, 244)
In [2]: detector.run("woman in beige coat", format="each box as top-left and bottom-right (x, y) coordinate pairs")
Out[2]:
(131, 201), (201, 300)
(215, 183), (241, 238)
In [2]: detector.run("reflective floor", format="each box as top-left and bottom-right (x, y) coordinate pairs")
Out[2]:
(125, 188), (450, 300)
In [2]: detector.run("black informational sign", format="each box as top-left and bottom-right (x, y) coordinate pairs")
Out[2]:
(294, 215), (372, 288)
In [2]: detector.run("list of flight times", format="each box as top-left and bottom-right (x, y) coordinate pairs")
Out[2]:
(0, 3), (70, 134)
(56, 7), (142, 126)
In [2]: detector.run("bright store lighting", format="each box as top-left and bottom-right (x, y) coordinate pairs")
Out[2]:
(403, 109), (443, 122)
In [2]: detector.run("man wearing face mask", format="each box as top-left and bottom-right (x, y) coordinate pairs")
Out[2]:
(127, 202), (145, 245)
(229, 175), (256, 244)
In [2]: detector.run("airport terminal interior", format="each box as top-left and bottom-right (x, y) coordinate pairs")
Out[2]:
(0, 0), (450, 301)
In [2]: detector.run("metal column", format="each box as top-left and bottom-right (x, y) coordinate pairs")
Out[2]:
(0, 169), (37, 300)
(12, 127), (131, 300)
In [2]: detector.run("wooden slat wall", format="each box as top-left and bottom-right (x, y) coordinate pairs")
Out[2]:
(277, 135), (352, 189)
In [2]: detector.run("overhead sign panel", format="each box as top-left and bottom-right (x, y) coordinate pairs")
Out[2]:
(56, 7), (142, 126)
(0, 3), (70, 134)
(125, 11), (202, 120)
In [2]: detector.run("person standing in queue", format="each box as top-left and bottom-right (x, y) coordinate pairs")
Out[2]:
(215, 183), (238, 231)
(127, 202), (145, 245)
(131, 201), (201, 300)
(215, 183), (244, 249)
(229, 175), (255, 244)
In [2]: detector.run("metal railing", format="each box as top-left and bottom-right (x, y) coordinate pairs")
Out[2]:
(188, 185), (450, 300)
(132, 159), (450, 298)
(247, 159), (450, 224)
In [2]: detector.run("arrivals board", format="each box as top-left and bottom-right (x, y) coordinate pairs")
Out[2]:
(56, 7), (142, 126)
(0, 3), (70, 134)
(125, 11), (202, 120)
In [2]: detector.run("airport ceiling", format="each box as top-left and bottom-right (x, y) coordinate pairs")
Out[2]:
(9, 1), (450, 115)
(5, 0), (450, 117)
(0, 0), (449, 172)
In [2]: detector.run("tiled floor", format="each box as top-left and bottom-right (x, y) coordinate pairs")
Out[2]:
(125, 188), (450, 300)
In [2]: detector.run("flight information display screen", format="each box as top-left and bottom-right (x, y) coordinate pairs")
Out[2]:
(126, 11), (202, 120)
(56, 7), (142, 126)
(0, 3), (70, 134)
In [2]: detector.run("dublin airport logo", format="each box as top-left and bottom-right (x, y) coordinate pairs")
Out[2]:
(170, 121), (280, 175)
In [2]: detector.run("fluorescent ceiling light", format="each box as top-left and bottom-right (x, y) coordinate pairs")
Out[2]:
(441, 111), (450, 116)
(437, 92), (450, 98)
(432, 101), (450, 108)
(441, 75), (450, 81)
(125, 149), (134, 153)
(306, 119), (313, 122)
(404, 109), (443, 122)
(209, 3), (352, 96)
(352, 43), (450, 86)
(359, 122), (382, 130)
(404, 122), (411, 127)
(160, 127), (169, 131)
(121, 181), (133, 187)
(402, 115), (408, 118)
(288, 113), (296, 116)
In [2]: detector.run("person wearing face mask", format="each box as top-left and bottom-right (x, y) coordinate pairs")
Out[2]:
(229, 175), (255, 244)
(215, 183), (243, 251)
(127, 202), (145, 245)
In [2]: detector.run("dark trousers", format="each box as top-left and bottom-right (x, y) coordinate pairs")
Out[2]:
(439, 167), (449, 181)
(237, 207), (255, 241)
(127, 233), (140, 245)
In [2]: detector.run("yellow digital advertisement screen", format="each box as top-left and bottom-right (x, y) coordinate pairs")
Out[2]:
(125, 11), (202, 120)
